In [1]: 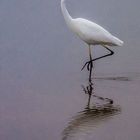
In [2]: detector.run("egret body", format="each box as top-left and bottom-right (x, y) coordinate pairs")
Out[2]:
(61, 0), (123, 70)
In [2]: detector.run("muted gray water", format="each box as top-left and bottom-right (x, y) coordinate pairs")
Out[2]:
(0, 0), (140, 139)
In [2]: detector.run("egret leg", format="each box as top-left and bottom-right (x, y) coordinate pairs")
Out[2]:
(88, 45), (93, 81)
(81, 45), (114, 71)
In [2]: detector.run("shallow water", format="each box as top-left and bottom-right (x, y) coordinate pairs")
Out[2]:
(0, 0), (140, 139)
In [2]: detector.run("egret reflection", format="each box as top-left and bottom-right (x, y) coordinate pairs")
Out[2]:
(62, 99), (121, 140)
(62, 69), (121, 140)
(82, 69), (114, 108)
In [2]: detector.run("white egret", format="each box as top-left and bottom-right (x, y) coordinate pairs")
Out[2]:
(61, 0), (123, 70)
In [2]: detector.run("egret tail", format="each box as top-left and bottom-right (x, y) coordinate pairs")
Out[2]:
(112, 36), (123, 46)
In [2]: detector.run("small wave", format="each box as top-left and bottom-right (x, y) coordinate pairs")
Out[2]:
(95, 76), (130, 81)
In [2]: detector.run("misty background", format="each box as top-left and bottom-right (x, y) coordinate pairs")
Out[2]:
(0, 0), (140, 140)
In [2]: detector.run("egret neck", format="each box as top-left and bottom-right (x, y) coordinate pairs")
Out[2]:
(61, 0), (73, 29)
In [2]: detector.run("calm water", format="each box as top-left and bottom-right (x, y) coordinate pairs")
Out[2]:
(0, 0), (140, 139)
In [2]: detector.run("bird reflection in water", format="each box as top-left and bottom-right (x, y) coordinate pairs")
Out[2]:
(62, 64), (121, 140)
(62, 103), (121, 140)
(62, 79), (121, 140)
(82, 73), (114, 109)
(62, 81), (121, 140)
